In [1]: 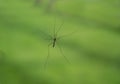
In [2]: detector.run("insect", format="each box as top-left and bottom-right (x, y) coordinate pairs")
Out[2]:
(44, 19), (76, 69)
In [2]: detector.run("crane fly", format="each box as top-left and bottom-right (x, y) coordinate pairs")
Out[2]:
(44, 19), (76, 69)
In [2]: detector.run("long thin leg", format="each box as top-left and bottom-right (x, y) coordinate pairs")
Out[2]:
(53, 16), (56, 37)
(57, 43), (70, 64)
(55, 21), (64, 37)
(57, 30), (78, 40)
(44, 43), (52, 70)
(48, 24), (52, 37)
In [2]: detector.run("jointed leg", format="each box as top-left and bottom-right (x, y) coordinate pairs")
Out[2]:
(44, 43), (52, 70)
(57, 43), (70, 64)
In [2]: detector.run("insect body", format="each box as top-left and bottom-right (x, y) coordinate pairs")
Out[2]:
(53, 37), (56, 47)
(44, 20), (73, 69)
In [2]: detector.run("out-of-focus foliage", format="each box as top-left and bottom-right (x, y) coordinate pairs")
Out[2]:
(0, 0), (120, 84)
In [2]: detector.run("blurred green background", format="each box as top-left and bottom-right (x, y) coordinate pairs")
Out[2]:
(0, 0), (120, 84)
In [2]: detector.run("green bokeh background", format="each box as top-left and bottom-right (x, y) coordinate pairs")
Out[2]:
(0, 0), (120, 84)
